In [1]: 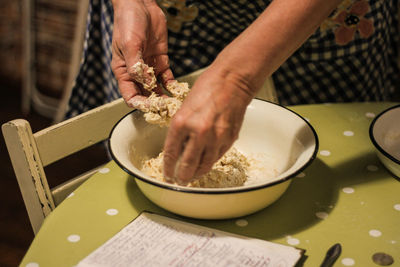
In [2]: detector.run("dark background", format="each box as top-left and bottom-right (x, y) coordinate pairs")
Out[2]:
(0, 1), (108, 266)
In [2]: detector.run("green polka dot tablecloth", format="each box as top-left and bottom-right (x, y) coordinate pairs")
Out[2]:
(21, 103), (400, 267)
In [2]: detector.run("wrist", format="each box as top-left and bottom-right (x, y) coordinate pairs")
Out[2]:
(208, 60), (258, 105)
(112, 0), (146, 9)
(111, 0), (128, 9)
(212, 48), (267, 98)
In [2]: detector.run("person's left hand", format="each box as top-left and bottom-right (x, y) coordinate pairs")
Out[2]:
(162, 65), (255, 185)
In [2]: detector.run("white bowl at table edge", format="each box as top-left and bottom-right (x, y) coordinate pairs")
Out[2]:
(109, 99), (319, 219)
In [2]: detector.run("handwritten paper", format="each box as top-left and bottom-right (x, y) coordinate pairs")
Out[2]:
(77, 212), (303, 267)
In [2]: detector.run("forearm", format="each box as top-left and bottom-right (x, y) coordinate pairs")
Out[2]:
(213, 0), (342, 95)
(112, 0), (156, 7)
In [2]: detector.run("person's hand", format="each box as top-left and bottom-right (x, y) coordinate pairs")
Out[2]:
(162, 65), (256, 185)
(111, 0), (174, 104)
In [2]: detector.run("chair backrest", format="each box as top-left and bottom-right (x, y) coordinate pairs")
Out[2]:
(2, 98), (131, 234)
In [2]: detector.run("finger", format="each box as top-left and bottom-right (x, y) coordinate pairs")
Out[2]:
(123, 42), (143, 75)
(112, 47), (145, 101)
(217, 144), (232, 159)
(153, 55), (174, 78)
(163, 125), (188, 182)
(148, 55), (174, 95)
(126, 95), (149, 109)
(174, 136), (205, 185)
(157, 68), (175, 95)
(121, 42), (157, 92)
(194, 143), (220, 177)
(113, 65), (144, 102)
(159, 68), (175, 87)
(128, 94), (174, 113)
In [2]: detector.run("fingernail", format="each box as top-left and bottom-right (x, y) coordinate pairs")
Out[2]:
(163, 169), (174, 183)
(126, 98), (137, 108)
(164, 175), (174, 183)
(175, 178), (189, 186)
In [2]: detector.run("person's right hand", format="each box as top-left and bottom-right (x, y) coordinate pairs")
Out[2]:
(162, 64), (256, 185)
(111, 0), (174, 105)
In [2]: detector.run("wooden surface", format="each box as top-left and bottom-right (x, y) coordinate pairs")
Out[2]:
(0, 86), (110, 266)
(2, 98), (131, 235)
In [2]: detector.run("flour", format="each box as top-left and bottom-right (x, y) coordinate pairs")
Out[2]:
(141, 147), (279, 188)
(142, 147), (249, 188)
(244, 152), (279, 186)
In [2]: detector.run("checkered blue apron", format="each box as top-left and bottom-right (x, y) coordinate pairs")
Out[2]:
(65, 0), (398, 118)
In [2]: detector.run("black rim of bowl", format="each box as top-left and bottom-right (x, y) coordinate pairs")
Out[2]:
(369, 104), (400, 166)
(108, 99), (319, 194)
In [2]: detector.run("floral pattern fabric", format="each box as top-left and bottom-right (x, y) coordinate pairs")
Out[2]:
(320, 0), (375, 45)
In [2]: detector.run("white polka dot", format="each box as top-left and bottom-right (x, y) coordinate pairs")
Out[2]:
(342, 187), (355, 194)
(26, 263), (39, 267)
(390, 240), (397, 244)
(286, 236), (300, 246)
(320, 150), (331, 156)
(67, 234), (81, 243)
(99, 168), (110, 174)
(360, 201), (365, 205)
(106, 209), (119, 216)
(67, 192), (74, 198)
(366, 165), (379, 172)
(365, 112), (376, 118)
(343, 131), (354, 136)
(342, 258), (355, 266)
(296, 172), (306, 178)
(235, 219), (248, 227)
(369, 229), (382, 237)
(315, 211), (329, 219)
(394, 204), (400, 211)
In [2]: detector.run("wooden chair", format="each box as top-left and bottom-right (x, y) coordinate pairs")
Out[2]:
(2, 98), (131, 235)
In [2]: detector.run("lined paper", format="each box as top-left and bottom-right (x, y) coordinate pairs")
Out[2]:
(77, 212), (303, 267)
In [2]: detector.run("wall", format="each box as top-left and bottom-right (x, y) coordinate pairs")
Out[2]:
(0, 0), (79, 104)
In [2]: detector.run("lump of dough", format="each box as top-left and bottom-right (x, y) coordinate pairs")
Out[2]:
(166, 80), (190, 101)
(138, 80), (190, 126)
(135, 92), (182, 127)
(130, 62), (190, 126)
(131, 61), (157, 91)
(142, 147), (249, 188)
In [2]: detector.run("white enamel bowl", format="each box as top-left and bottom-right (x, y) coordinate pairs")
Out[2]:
(109, 99), (318, 219)
(369, 104), (400, 178)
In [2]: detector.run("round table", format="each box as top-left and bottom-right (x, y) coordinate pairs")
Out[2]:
(21, 102), (400, 267)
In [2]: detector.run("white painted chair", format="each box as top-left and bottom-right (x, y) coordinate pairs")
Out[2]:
(2, 98), (131, 235)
